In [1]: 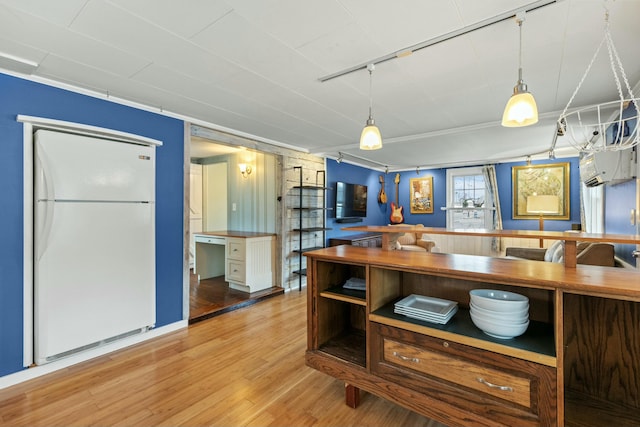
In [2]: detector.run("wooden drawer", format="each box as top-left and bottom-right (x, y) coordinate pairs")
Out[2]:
(383, 338), (531, 408)
(227, 238), (245, 261)
(371, 322), (556, 426)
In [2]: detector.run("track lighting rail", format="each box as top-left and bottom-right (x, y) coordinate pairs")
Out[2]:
(318, 0), (561, 83)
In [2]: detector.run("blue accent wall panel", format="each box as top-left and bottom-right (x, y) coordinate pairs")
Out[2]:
(327, 157), (581, 234)
(326, 161), (386, 240)
(604, 179), (637, 265)
(0, 73), (184, 378)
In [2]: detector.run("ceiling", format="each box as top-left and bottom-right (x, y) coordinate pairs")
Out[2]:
(1, 0), (639, 170)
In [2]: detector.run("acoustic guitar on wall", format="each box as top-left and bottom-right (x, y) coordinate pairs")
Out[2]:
(378, 175), (387, 204)
(390, 173), (404, 224)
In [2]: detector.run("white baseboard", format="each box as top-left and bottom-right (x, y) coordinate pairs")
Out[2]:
(0, 320), (188, 390)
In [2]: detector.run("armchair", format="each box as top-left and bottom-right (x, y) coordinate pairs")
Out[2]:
(390, 224), (436, 252)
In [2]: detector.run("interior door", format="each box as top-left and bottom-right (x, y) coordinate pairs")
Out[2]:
(204, 162), (227, 231)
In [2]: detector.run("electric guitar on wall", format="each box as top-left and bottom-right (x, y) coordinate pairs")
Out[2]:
(390, 173), (404, 224)
(378, 175), (388, 204)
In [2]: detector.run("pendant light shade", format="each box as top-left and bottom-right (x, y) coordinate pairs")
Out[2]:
(502, 12), (538, 127)
(360, 64), (382, 150)
(360, 118), (382, 150)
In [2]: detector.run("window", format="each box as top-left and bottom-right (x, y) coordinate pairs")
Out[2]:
(446, 167), (492, 229)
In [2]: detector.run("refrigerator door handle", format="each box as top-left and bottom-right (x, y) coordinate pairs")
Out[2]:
(35, 144), (54, 202)
(36, 200), (55, 261)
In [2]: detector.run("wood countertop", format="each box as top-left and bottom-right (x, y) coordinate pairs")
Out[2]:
(303, 245), (640, 302)
(342, 225), (640, 244)
(342, 225), (640, 268)
(195, 231), (275, 239)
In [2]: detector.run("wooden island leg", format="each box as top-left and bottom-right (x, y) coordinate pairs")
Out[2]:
(345, 383), (360, 408)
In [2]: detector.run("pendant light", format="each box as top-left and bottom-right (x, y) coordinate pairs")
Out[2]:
(360, 63), (382, 150)
(502, 12), (538, 127)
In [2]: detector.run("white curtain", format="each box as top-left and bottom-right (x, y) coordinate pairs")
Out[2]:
(482, 165), (503, 251)
(581, 183), (604, 233)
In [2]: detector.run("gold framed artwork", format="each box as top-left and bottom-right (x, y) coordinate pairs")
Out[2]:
(512, 162), (570, 220)
(410, 177), (433, 214)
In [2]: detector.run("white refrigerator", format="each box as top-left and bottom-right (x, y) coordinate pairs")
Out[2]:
(34, 129), (156, 365)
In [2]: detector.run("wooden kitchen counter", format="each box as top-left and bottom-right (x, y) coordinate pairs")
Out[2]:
(304, 245), (640, 427)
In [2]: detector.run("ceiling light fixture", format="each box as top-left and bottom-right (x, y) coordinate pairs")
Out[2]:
(336, 152), (343, 163)
(502, 12), (538, 127)
(360, 64), (382, 150)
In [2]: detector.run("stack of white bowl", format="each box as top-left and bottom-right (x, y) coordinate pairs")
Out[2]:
(469, 289), (529, 339)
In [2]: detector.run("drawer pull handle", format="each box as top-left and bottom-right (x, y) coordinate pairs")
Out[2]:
(392, 351), (419, 363)
(477, 377), (513, 392)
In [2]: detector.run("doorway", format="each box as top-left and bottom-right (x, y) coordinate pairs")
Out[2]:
(188, 135), (282, 322)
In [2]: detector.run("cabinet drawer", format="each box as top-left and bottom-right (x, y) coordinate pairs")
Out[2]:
(227, 238), (245, 261)
(195, 235), (225, 245)
(227, 260), (246, 282)
(371, 322), (556, 426)
(383, 339), (531, 408)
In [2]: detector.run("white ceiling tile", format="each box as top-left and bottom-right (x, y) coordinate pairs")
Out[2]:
(0, 0), (88, 27)
(107, 0), (234, 39)
(226, 0), (354, 49)
(295, 23), (384, 72)
(0, 7), (150, 77)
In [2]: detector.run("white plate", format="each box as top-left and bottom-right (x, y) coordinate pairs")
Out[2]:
(395, 294), (458, 316)
(395, 306), (458, 324)
(395, 308), (454, 322)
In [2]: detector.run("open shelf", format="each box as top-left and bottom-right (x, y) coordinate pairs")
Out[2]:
(565, 390), (640, 427)
(371, 302), (556, 366)
(318, 328), (366, 367)
(292, 167), (329, 291)
(320, 285), (366, 306)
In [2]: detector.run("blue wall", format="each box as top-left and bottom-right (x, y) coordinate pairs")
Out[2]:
(0, 73), (184, 378)
(605, 179), (637, 265)
(326, 161), (386, 240)
(327, 157), (582, 237)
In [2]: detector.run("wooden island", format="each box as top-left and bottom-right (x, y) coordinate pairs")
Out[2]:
(304, 227), (640, 427)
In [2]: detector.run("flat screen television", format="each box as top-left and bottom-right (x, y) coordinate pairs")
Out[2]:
(335, 181), (367, 221)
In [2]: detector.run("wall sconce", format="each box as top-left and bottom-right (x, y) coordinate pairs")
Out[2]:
(239, 163), (252, 178)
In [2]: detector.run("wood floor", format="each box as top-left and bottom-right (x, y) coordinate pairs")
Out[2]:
(189, 272), (284, 323)
(0, 288), (446, 427)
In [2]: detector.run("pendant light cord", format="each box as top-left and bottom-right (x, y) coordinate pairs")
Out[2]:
(518, 19), (523, 73)
(368, 64), (374, 119)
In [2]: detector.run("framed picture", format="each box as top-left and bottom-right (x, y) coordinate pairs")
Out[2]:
(512, 162), (570, 220)
(410, 177), (433, 214)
